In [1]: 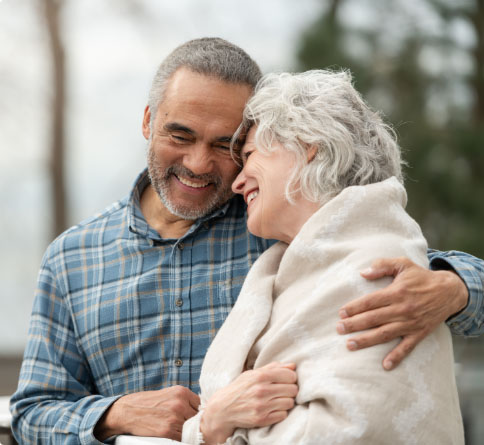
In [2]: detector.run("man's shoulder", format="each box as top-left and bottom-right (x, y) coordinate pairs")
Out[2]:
(44, 196), (130, 262)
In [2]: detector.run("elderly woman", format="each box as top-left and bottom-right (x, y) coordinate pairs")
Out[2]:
(182, 70), (464, 444)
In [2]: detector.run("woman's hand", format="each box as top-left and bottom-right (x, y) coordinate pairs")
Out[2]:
(200, 362), (298, 444)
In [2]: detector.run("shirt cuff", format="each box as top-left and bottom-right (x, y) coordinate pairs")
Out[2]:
(429, 254), (484, 336)
(79, 395), (124, 445)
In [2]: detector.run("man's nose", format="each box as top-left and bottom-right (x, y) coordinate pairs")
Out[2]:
(183, 144), (214, 175)
(232, 169), (246, 195)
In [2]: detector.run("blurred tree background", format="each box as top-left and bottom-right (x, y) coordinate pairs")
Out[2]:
(1, 0), (484, 443)
(297, 3), (484, 440)
(297, 0), (484, 258)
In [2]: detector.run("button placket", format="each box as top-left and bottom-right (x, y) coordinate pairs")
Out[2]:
(172, 237), (192, 382)
(171, 242), (184, 380)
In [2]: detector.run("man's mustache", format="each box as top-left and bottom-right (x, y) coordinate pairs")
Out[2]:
(166, 164), (222, 186)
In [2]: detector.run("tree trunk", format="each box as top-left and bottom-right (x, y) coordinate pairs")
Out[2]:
(42, 0), (67, 238)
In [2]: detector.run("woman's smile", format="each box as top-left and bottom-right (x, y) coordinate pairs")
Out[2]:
(246, 189), (259, 205)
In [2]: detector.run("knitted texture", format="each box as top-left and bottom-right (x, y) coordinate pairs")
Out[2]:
(182, 177), (464, 445)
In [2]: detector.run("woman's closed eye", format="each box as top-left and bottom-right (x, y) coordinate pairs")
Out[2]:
(242, 150), (253, 164)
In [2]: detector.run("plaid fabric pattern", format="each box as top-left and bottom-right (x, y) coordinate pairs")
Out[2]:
(10, 170), (271, 444)
(10, 169), (484, 444)
(429, 249), (484, 336)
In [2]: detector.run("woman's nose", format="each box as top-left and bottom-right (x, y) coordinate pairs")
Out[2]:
(232, 169), (246, 195)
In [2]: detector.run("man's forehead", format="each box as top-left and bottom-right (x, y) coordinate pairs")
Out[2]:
(163, 68), (203, 97)
(164, 67), (254, 101)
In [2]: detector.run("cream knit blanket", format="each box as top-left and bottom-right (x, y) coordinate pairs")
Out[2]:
(182, 177), (464, 445)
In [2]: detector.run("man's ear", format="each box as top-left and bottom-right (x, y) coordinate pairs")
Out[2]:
(142, 105), (151, 140)
(307, 145), (318, 163)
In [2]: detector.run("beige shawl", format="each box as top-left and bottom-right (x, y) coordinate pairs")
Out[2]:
(183, 177), (464, 445)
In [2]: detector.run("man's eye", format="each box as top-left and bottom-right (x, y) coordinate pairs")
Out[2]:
(216, 145), (231, 151)
(171, 134), (190, 143)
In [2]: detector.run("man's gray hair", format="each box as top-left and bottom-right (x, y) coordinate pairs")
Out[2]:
(148, 37), (262, 116)
(235, 69), (404, 204)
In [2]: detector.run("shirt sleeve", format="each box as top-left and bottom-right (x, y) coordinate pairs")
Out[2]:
(427, 249), (484, 337)
(9, 255), (122, 444)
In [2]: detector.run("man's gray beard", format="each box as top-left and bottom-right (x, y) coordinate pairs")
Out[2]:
(146, 142), (235, 221)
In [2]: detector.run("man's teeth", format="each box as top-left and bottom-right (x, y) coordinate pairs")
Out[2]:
(247, 191), (259, 204)
(177, 176), (210, 188)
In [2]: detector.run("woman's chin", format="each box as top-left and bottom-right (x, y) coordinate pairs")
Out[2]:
(247, 222), (276, 241)
(247, 221), (263, 239)
(247, 227), (262, 238)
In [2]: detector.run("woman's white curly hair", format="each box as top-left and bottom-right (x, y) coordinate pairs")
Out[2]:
(232, 69), (404, 204)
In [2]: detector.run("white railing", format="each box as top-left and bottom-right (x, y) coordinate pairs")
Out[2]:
(0, 396), (13, 443)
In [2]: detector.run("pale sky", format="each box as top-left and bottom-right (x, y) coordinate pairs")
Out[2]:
(0, 0), (475, 353)
(0, 0), (323, 353)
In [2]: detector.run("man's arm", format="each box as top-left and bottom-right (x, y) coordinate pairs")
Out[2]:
(336, 249), (484, 370)
(427, 249), (484, 336)
(10, 254), (200, 444)
(10, 261), (121, 444)
(94, 386), (199, 441)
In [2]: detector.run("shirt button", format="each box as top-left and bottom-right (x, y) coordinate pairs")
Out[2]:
(175, 359), (183, 367)
(178, 242), (184, 250)
(175, 298), (183, 307)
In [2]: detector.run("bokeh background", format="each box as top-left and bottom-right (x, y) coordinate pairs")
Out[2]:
(1, 0), (483, 443)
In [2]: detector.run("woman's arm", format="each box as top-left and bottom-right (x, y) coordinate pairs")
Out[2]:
(183, 363), (298, 445)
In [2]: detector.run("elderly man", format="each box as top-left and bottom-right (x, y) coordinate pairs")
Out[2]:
(10, 38), (484, 444)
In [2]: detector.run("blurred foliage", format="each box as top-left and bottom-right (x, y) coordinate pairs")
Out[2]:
(297, 0), (484, 258)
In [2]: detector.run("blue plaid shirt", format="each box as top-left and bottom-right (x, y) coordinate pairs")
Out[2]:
(429, 249), (484, 336)
(10, 169), (484, 444)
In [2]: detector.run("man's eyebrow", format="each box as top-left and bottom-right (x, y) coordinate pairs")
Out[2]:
(215, 136), (233, 144)
(163, 122), (196, 135)
(163, 123), (238, 145)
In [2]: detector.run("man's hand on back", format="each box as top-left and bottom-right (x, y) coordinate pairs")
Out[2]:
(94, 386), (200, 441)
(336, 257), (469, 371)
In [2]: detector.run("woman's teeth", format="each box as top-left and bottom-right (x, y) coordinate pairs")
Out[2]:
(177, 176), (209, 188)
(247, 191), (259, 204)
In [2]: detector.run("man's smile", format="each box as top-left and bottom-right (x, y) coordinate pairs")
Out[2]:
(175, 174), (211, 189)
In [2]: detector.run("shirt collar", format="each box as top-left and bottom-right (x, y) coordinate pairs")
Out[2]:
(127, 169), (233, 241)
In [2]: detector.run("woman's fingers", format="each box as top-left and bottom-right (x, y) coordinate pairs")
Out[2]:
(249, 382), (298, 402)
(268, 396), (296, 412)
(256, 362), (298, 384)
(259, 409), (289, 427)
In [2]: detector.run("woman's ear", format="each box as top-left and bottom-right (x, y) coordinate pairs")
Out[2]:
(307, 145), (318, 163)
